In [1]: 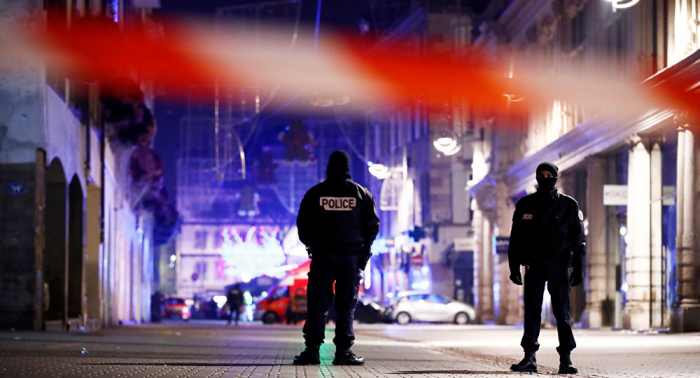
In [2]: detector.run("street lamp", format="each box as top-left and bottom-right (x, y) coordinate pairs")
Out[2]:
(367, 161), (391, 179)
(605, 0), (640, 12)
(433, 137), (461, 156)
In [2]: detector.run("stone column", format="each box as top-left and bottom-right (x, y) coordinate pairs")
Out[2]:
(494, 180), (521, 325)
(605, 155), (622, 328)
(583, 156), (607, 329)
(85, 183), (103, 325)
(475, 207), (495, 323)
(650, 142), (664, 327)
(671, 114), (700, 332)
(472, 206), (482, 318)
(34, 150), (46, 331)
(625, 136), (651, 330)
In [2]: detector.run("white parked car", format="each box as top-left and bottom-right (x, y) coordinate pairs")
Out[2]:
(388, 291), (476, 325)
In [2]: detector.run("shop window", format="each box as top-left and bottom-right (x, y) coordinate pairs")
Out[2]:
(195, 261), (207, 281)
(571, 8), (587, 48)
(194, 230), (208, 249)
(45, 0), (68, 99)
(214, 231), (225, 249)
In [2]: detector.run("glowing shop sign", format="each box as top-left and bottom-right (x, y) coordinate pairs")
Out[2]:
(216, 227), (288, 282)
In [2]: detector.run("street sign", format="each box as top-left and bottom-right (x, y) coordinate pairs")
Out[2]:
(7, 182), (25, 196)
(454, 237), (475, 252)
(603, 185), (675, 206)
(603, 185), (627, 205)
(495, 237), (509, 254)
(411, 253), (424, 267)
(661, 186), (675, 206)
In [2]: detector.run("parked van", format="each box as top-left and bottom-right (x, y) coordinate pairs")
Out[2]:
(254, 260), (310, 324)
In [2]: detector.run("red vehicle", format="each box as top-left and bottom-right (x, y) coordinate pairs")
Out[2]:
(163, 297), (190, 321)
(254, 260), (310, 324)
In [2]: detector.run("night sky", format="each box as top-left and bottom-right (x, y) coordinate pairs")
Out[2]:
(153, 0), (373, 203)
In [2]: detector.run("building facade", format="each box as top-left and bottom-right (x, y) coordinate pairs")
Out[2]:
(362, 6), (478, 309)
(360, 0), (700, 333)
(468, 0), (700, 331)
(174, 112), (304, 299)
(0, 0), (173, 330)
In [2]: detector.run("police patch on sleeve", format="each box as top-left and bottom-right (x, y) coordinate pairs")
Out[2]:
(522, 214), (533, 220)
(578, 210), (584, 221)
(320, 197), (357, 211)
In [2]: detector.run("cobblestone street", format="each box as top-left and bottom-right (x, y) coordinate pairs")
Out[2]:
(1, 322), (699, 378)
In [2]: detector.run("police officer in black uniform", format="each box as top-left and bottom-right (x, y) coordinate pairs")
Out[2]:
(508, 162), (585, 375)
(293, 150), (380, 366)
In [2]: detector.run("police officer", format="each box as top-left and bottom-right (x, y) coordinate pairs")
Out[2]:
(226, 284), (244, 326)
(293, 150), (379, 366)
(508, 162), (585, 375)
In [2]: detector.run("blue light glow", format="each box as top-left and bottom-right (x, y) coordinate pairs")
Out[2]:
(107, 0), (118, 22)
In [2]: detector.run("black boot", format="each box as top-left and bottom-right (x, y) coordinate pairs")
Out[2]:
(293, 348), (320, 365)
(558, 353), (578, 374)
(510, 351), (537, 373)
(333, 349), (364, 366)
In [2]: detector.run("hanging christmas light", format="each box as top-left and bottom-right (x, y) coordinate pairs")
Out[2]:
(215, 227), (287, 282)
(367, 161), (391, 179)
(605, 0), (640, 12)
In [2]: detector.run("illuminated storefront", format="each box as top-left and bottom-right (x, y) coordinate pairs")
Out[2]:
(177, 225), (306, 299)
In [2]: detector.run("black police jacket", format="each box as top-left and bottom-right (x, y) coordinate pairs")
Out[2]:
(297, 176), (380, 253)
(507, 188), (586, 274)
(226, 288), (243, 306)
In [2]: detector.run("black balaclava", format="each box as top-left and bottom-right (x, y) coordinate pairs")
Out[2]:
(535, 162), (558, 193)
(326, 150), (351, 180)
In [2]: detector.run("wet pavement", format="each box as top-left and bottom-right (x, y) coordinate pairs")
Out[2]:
(1, 321), (698, 377)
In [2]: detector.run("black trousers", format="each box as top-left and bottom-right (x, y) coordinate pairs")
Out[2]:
(227, 303), (241, 324)
(521, 261), (576, 355)
(303, 253), (361, 350)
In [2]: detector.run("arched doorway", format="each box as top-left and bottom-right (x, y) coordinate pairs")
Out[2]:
(67, 175), (85, 324)
(44, 158), (68, 328)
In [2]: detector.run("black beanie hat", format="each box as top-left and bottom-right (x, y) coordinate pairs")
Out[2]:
(536, 162), (559, 177)
(326, 150), (351, 178)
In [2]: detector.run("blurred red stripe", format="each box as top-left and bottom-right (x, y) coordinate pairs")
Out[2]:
(30, 17), (699, 123)
(37, 18), (230, 95)
(343, 37), (519, 113)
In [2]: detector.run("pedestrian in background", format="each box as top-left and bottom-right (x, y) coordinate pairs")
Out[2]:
(293, 150), (380, 366)
(508, 162), (586, 374)
(226, 284), (244, 326)
(151, 291), (164, 323)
